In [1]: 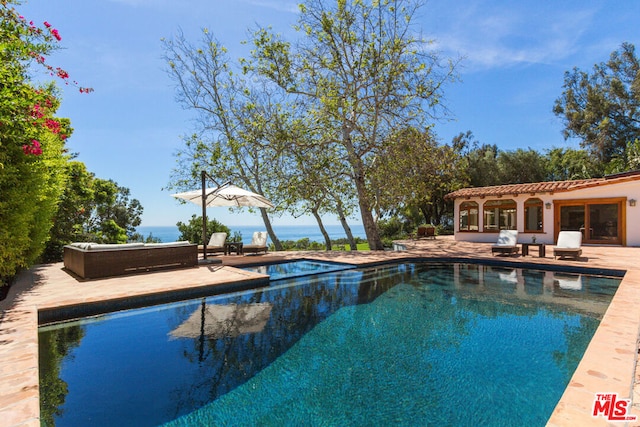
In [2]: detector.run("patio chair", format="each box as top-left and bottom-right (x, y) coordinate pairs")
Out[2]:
(198, 232), (227, 255)
(243, 231), (268, 255)
(553, 231), (582, 260)
(491, 230), (519, 256)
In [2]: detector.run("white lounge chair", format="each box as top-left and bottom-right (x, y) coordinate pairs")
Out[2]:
(198, 232), (227, 255)
(553, 231), (582, 260)
(491, 230), (519, 256)
(244, 231), (268, 255)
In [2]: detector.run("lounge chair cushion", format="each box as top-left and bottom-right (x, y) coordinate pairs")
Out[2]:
(207, 232), (227, 247)
(69, 242), (145, 251)
(248, 231), (267, 246)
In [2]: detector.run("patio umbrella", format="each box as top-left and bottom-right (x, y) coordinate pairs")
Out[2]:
(172, 184), (274, 209)
(171, 171), (274, 260)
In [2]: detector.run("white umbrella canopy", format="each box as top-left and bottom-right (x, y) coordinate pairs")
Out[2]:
(172, 184), (274, 209)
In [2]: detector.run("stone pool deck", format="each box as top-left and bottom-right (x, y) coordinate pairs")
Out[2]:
(1, 236), (640, 426)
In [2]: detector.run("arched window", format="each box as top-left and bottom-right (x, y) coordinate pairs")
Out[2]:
(459, 201), (479, 231)
(483, 199), (516, 231)
(524, 198), (543, 232)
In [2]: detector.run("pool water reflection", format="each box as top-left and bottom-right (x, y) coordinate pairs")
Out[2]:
(38, 263), (620, 426)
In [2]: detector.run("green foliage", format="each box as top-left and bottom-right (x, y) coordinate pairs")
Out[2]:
(87, 179), (142, 242)
(41, 162), (93, 262)
(377, 217), (411, 248)
(0, 1), (91, 280)
(129, 232), (162, 244)
(372, 127), (465, 226)
(176, 215), (231, 245)
(1, 125), (68, 274)
(545, 147), (603, 180)
(456, 133), (605, 188)
(229, 230), (243, 243)
(41, 165), (145, 262)
(553, 42), (640, 163)
(605, 139), (640, 174)
(271, 236), (367, 251)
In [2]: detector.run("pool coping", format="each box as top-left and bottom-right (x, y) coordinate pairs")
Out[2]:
(2, 240), (640, 426)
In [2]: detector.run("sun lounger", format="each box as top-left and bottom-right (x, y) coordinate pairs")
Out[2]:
(243, 231), (268, 255)
(197, 232), (227, 255)
(491, 230), (519, 256)
(63, 241), (198, 279)
(553, 231), (583, 260)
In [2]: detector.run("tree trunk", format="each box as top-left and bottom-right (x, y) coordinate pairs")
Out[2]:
(311, 208), (332, 250)
(260, 207), (283, 251)
(335, 198), (357, 251)
(354, 172), (383, 250)
(343, 125), (384, 250)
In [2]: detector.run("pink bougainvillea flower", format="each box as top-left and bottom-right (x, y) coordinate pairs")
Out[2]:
(44, 21), (51, 28)
(55, 68), (69, 79)
(51, 28), (61, 41)
(44, 118), (61, 133)
(22, 140), (43, 156)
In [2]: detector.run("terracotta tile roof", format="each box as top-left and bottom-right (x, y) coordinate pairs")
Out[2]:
(445, 170), (640, 199)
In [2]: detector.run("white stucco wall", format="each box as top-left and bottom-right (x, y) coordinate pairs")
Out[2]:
(453, 180), (640, 246)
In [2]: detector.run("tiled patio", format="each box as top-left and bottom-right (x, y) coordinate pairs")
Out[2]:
(2, 236), (640, 426)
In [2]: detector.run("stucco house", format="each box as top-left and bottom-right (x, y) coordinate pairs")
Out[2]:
(445, 170), (640, 247)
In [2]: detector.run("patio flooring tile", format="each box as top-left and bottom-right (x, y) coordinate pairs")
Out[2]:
(1, 236), (640, 426)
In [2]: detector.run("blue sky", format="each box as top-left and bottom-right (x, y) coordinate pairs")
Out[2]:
(18, 0), (640, 227)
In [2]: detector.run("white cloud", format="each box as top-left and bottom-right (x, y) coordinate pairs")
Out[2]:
(429, 2), (598, 70)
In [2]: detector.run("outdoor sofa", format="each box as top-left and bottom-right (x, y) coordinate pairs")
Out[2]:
(63, 241), (198, 279)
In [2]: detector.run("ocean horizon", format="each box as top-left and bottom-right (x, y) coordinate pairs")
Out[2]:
(137, 224), (366, 244)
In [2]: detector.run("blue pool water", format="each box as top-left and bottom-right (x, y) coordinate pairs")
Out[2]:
(38, 263), (621, 426)
(241, 259), (355, 280)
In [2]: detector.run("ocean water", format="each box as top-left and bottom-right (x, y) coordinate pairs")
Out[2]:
(137, 224), (367, 244)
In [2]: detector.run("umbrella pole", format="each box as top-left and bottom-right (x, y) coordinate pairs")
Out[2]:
(201, 171), (208, 260)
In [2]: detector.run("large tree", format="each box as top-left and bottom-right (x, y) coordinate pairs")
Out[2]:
(553, 42), (640, 163)
(163, 31), (291, 250)
(251, 0), (459, 250)
(372, 127), (465, 226)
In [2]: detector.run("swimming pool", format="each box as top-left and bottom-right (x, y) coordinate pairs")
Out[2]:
(240, 259), (356, 280)
(38, 262), (621, 426)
